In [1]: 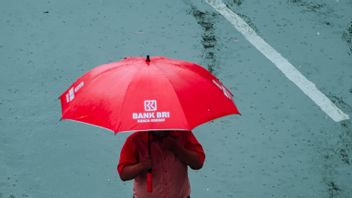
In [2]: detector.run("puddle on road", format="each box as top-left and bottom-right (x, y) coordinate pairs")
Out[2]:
(288, 0), (326, 13)
(327, 181), (341, 198)
(190, 2), (257, 73)
(322, 120), (351, 198)
(236, 13), (259, 33)
(190, 7), (218, 73)
(224, 0), (243, 7)
(329, 95), (352, 116)
(342, 21), (352, 55)
(339, 120), (352, 165)
(326, 94), (352, 165)
(223, 0), (259, 34)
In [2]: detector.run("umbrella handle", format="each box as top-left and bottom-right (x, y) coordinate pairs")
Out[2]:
(147, 132), (152, 192)
(147, 170), (152, 192)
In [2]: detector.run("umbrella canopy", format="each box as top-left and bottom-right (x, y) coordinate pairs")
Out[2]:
(59, 56), (240, 133)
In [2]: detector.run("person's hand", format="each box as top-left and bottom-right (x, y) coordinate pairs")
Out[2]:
(139, 158), (152, 171)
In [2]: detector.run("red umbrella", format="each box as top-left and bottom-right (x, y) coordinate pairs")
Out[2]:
(59, 55), (240, 192)
(60, 56), (239, 132)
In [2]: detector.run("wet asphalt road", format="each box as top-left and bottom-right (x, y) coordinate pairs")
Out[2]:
(0, 0), (351, 197)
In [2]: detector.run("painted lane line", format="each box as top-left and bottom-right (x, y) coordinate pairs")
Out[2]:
(206, 0), (350, 122)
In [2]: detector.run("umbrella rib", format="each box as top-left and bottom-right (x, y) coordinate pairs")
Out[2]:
(87, 63), (132, 84)
(154, 63), (192, 130)
(114, 65), (143, 132)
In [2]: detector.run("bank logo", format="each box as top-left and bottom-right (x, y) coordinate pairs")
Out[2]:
(133, 100), (170, 123)
(66, 88), (75, 103)
(144, 100), (157, 111)
(65, 81), (84, 103)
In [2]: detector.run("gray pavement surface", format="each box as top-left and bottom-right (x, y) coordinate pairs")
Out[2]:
(1, 0), (351, 197)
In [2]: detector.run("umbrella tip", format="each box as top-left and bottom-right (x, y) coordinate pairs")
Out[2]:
(146, 55), (150, 63)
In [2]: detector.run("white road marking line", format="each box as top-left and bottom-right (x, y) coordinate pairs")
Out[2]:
(206, 0), (350, 122)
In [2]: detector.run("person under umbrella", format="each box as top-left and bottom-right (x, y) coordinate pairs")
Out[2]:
(118, 130), (205, 198)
